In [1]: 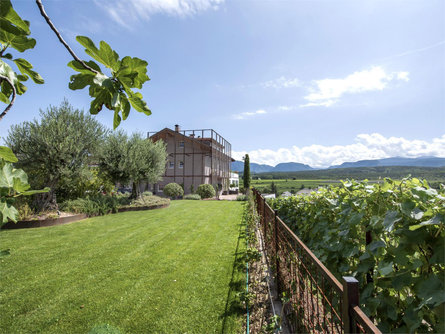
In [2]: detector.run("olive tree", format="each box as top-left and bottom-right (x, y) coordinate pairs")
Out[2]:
(99, 132), (167, 199)
(5, 100), (106, 209)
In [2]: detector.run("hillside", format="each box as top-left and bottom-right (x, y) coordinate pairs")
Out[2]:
(329, 156), (445, 169)
(232, 156), (445, 173)
(231, 161), (313, 173)
(250, 166), (445, 183)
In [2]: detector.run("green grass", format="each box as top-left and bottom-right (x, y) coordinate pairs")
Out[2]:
(0, 201), (245, 334)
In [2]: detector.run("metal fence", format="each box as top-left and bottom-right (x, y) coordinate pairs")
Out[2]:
(253, 189), (381, 334)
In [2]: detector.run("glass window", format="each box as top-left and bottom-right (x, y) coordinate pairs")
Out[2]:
(179, 141), (185, 148)
(168, 161), (174, 169)
(179, 161), (184, 169)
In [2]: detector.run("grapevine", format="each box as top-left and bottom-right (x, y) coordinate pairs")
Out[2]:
(269, 178), (444, 333)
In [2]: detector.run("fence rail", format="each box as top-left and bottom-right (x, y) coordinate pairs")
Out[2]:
(253, 189), (381, 334)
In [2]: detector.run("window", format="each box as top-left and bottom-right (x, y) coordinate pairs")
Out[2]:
(168, 161), (174, 169)
(179, 141), (185, 148)
(179, 161), (184, 169)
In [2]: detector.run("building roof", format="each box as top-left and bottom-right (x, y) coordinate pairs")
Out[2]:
(149, 127), (235, 161)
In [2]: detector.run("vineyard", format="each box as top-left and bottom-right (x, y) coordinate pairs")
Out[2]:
(268, 178), (444, 333)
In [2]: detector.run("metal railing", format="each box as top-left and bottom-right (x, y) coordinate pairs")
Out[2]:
(253, 189), (381, 334)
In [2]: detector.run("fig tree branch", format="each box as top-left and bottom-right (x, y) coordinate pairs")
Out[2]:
(0, 75), (16, 121)
(35, 0), (99, 75)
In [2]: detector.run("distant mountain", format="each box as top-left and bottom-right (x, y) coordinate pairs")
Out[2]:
(231, 161), (313, 173)
(329, 156), (445, 169)
(231, 156), (445, 173)
(273, 162), (313, 172)
(231, 161), (274, 173)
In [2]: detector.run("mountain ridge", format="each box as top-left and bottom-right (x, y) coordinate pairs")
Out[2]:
(231, 156), (445, 173)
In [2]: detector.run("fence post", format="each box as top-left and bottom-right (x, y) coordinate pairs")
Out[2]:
(342, 276), (359, 334)
(274, 209), (280, 293)
(263, 197), (266, 239)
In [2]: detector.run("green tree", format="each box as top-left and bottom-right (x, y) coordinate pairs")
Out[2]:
(243, 154), (251, 193)
(5, 100), (106, 210)
(99, 132), (167, 199)
(270, 181), (278, 196)
(127, 133), (167, 198)
(0, 0), (151, 128)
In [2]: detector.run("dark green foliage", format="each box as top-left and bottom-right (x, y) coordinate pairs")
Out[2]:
(270, 181), (278, 196)
(60, 195), (129, 216)
(243, 154), (251, 191)
(5, 100), (105, 209)
(269, 178), (445, 332)
(184, 194), (201, 200)
(236, 195), (247, 201)
(197, 184), (216, 199)
(163, 183), (184, 199)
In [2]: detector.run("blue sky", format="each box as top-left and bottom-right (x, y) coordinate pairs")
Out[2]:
(1, 0), (444, 167)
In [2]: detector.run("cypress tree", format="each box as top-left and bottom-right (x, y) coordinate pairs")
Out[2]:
(243, 154), (251, 193)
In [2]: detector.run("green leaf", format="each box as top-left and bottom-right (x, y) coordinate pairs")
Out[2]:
(13, 58), (44, 84)
(0, 29), (36, 52)
(409, 214), (443, 231)
(116, 56), (149, 89)
(69, 73), (95, 90)
(368, 239), (386, 253)
(113, 110), (121, 129)
(0, 146), (18, 162)
(89, 88), (111, 115)
(128, 92), (151, 116)
(0, 91), (9, 104)
(0, 201), (18, 223)
(378, 261), (393, 276)
(0, 0), (30, 34)
(120, 94), (130, 120)
(76, 36), (120, 71)
(19, 187), (50, 196)
(67, 60), (102, 74)
(383, 211), (402, 232)
(12, 176), (30, 193)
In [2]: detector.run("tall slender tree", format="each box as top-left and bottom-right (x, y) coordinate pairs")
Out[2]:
(243, 154), (251, 193)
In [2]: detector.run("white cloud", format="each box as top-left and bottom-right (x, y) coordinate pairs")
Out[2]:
(261, 76), (301, 89)
(277, 105), (293, 111)
(95, 0), (224, 27)
(302, 66), (409, 107)
(233, 134), (445, 168)
(233, 109), (267, 120)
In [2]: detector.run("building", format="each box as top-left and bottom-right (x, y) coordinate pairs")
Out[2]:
(147, 125), (234, 195)
(229, 172), (239, 193)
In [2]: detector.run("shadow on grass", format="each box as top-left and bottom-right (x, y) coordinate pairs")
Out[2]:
(220, 219), (247, 334)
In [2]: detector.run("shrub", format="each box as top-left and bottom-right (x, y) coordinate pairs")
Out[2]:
(163, 183), (184, 198)
(142, 191), (153, 196)
(236, 194), (247, 201)
(184, 194), (201, 200)
(60, 194), (130, 216)
(197, 184), (216, 199)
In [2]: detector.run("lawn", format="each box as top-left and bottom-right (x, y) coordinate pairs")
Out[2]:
(0, 201), (245, 334)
